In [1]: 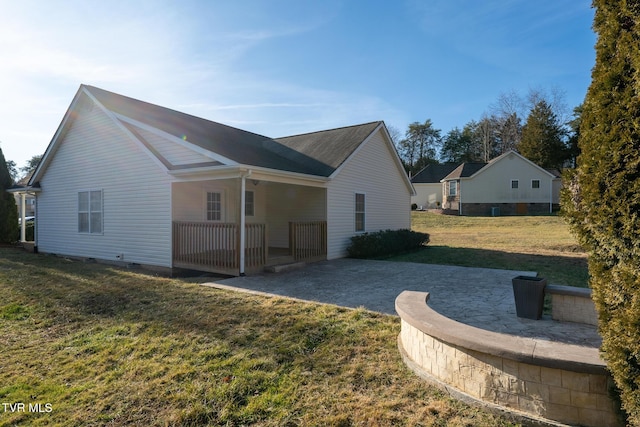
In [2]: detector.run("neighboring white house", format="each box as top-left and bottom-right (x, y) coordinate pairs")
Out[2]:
(26, 85), (414, 275)
(441, 151), (562, 216)
(410, 163), (458, 209)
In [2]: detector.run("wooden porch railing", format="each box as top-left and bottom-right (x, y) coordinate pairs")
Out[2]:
(172, 222), (267, 275)
(245, 223), (267, 269)
(289, 221), (327, 262)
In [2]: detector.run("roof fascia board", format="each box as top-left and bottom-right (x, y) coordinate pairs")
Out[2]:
(470, 150), (557, 180)
(113, 113), (237, 166)
(81, 87), (170, 173)
(29, 87), (85, 185)
(329, 122), (415, 195)
(169, 164), (328, 187)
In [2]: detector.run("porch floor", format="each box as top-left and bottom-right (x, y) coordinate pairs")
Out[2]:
(266, 247), (295, 267)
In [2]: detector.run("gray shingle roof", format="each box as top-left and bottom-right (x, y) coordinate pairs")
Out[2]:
(411, 163), (459, 183)
(85, 85), (375, 177)
(275, 121), (382, 171)
(442, 162), (487, 180)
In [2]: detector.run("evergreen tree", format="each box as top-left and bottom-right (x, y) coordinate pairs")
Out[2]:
(562, 2), (640, 424)
(566, 104), (583, 168)
(398, 119), (441, 175)
(440, 121), (485, 163)
(0, 147), (18, 243)
(518, 100), (568, 169)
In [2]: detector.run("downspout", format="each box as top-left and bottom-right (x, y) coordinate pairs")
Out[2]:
(239, 169), (252, 276)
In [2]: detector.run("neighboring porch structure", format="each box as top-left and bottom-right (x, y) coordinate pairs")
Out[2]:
(7, 184), (40, 244)
(171, 173), (328, 276)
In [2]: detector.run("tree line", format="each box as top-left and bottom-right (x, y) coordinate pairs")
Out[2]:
(391, 88), (581, 176)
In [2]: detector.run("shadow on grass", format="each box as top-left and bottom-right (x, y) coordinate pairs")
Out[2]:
(0, 247), (381, 363)
(385, 245), (589, 288)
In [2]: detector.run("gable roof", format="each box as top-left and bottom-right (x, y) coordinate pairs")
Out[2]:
(440, 151), (559, 182)
(411, 163), (458, 183)
(30, 85), (411, 192)
(275, 121), (382, 172)
(84, 85), (335, 177)
(442, 162), (487, 180)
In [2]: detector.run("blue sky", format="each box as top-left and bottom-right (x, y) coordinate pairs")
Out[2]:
(0, 0), (595, 169)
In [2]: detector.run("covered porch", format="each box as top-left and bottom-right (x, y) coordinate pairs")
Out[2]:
(171, 172), (327, 276)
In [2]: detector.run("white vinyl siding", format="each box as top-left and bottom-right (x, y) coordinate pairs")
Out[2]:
(36, 93), (172, 267)
(265, 183), (326, 248)
(327, 127), (411, 259)
(460, 152), (555, 204)
(411, 183), (442, 209)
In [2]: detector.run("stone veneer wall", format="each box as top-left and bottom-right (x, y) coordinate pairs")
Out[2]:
(396, 291), (622, 427)
(546, 284), (598, 326)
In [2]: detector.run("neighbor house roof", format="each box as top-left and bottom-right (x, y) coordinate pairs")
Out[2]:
(411, 163), (459, 184)
(442, 162), (487, 180)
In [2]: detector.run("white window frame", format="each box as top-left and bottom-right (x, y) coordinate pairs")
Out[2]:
(245, 190), (254, 217)
(531, 179), (541, 189)
(511, 180), (519, 189)
(206, 191), (223, 221)
(448, 181), (457, 196)
(78, 189), (103, 234)
(355, 193), (366, 232)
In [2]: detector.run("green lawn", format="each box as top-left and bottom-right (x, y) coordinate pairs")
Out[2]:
(0, 248), (517, 426)
(387, 212), (589, 288)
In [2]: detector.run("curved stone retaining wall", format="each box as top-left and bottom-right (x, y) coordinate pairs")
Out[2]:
(396, 291), (621, 427)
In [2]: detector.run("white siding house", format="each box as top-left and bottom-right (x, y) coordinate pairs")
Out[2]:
(441, 151), (562, 216)
(410, 163), (458, 209)
(28, 85), (413, 275)
(326, 127), (411, 259)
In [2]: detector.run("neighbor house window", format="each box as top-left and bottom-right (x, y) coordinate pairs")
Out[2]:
(448, 181), (457, 196)
(532, 180), (540, 189)
(206, 192), (222, 221)
(78, 190), (102, 234)
(511, 180), (519, 189)
(245, 191), (254, 216)
(355, 193), (365, 232)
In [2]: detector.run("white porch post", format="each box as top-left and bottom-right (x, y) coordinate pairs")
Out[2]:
(20, 192), (26, 242)
(239, 173), (247, 275)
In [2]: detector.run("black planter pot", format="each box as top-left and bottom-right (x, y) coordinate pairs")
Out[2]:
(512, 276), (547, 320)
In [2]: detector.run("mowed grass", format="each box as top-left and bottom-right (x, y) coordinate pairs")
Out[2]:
(388, 212), (588, 288)
(0, 248), (517, 426)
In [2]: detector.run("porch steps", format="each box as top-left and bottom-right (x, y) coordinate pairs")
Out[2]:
(264, 261), (306, 273)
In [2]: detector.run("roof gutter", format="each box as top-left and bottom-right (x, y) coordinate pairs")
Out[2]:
(169, 164), (329, 185)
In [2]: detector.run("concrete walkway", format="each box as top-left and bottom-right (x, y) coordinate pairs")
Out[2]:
(203, 258), (601, 348)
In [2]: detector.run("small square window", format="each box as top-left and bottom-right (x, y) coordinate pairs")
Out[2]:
(532, 180), (540, 189)
(511, 180), (519, 189)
